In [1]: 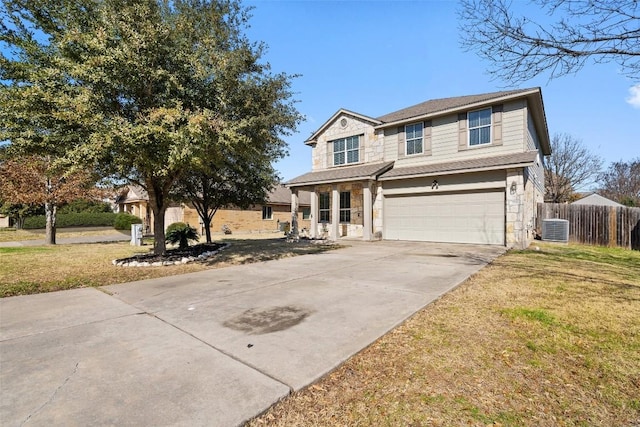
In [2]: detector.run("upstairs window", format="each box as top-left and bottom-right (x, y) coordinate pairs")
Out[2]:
(333, 135), (359, 166)
(405, 123), (423, 155)
(468, 108), (492, 146)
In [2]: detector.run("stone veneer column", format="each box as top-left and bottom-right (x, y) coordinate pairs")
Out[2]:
(310, 189), (318, 239)
(363, 181), (372, 240)
(505, 169), (526, 249)
(331, 185), (340, 240)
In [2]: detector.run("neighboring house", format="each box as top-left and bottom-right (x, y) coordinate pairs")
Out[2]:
(114, 185), (182, 233)
(182, 185), (311, 234)
(287, 88), (551, 248)
(571, 193), (624, 207)
(0, 214), (11, 228)
(116, 184), (310, 235)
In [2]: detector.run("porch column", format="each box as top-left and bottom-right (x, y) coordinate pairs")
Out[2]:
(291, 188), (299, 237)
(310, 189), (318, 239)
(331, 185), (340, 240)
(363, 181), (372, 241)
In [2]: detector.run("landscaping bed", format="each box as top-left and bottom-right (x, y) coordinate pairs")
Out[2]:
(113, 242), (228, 266)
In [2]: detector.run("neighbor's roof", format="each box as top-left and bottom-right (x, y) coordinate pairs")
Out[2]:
(116, 184), (148, 204)
(268, 185), (311, 206)
(571, 193), (624, 207)
(379, 152), (539, 180)
(286, 161), (395, 187)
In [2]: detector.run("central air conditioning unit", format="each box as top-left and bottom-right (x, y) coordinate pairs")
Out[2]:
(541, 219), (569, 243)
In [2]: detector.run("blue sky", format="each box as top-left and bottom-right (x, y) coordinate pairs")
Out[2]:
(244, 0), (640, 182)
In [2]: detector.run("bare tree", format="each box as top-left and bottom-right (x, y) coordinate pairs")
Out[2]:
(599, 158), (640, 206)
(458, 0), (640, 84)
(544, 133), (603, 203)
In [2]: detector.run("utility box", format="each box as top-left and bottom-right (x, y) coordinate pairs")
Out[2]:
(541, 219), (569, 243)
(131, 224), (143, 246)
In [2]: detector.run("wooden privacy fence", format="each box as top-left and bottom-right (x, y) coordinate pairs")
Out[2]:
(537, 203), (640, 250)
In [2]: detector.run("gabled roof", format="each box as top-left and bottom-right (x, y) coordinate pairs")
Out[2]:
(304, 109), (382, 145)
(571, 193), (624, 207)
(115, 184), (148, 204)
(303, 88), (551, 155)
(286, 161), (395, 187)
(379, 152), (539, 180)
(376, 88), (535, 124)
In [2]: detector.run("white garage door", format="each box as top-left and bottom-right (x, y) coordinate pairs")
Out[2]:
(384, 190), (505, 245)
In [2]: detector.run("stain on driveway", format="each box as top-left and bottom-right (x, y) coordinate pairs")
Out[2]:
(223, 306), (313, 335)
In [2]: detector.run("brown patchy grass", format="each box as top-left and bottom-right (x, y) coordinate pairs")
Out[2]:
(0, 235), (338, 297)
(248, 243), (640, 427)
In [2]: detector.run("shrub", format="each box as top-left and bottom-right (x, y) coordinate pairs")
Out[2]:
(23, 212), (119, 229)
(113, 213), (142, 230)
(58, 199), (113, 214)
(165, 222), (199, 249)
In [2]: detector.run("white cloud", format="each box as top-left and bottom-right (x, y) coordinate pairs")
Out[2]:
(626, 84), (640, 108)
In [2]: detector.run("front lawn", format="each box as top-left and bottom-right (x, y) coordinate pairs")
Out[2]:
(0, 237), (338, 298)
(249, 243), (640, 426)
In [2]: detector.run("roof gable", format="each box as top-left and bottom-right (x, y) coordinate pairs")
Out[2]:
(305, 109), (382, 145)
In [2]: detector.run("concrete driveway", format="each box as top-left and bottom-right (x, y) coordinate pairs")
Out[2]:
(0, 240), (505, 426)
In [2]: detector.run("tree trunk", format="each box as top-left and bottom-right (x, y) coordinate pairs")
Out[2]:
(45, 201), (56, 245)
(147, 184), (168, 255)
(203, 215), (212, 243)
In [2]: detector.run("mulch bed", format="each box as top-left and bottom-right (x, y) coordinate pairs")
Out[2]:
(114, 243), (225, 264)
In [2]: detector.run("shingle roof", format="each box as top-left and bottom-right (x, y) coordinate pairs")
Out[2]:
(379, 152), (538, 180)
(376, 88), (537, 124)
(286, 161), (395, 187)
(571, 193), (624, 207)
(268, 185), (310, 206)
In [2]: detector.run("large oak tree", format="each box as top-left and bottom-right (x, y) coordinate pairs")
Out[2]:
(1, 0), (301, 254)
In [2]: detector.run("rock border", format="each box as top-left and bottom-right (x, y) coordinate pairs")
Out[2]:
(112, 243), (230, 267)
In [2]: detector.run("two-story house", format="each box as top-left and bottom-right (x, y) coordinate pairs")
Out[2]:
(286, 88), (550, 248)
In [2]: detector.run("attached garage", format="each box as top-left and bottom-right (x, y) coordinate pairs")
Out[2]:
(383, 189), (505, 245)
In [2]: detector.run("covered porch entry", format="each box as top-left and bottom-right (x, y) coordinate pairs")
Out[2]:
(286, 162), (394, 241)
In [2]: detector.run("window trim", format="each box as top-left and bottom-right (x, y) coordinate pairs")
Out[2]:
(261, 205), (273, 220)
(467, 107), (492, 147)
(332, 135), (360, 166)
(339, 191), (351, 223)
(319, 192), (330, 223)
(405, 122), (424, 156)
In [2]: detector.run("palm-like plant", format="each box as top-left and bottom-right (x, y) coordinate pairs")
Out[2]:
(165, 222), (199, 249)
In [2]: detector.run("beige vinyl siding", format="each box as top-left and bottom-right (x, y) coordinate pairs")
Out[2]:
(526, 109), (545, 193)
(383, 170), (506, 196)
(382, 100), (527, 167)
(526, 109), (538, 151)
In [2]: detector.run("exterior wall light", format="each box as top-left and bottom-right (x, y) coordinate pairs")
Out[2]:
(510, 181), (517, 195)
(432, 180), (439, 190)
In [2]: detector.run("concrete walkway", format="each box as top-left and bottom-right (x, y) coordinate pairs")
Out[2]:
(0, 240), (505, 426)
